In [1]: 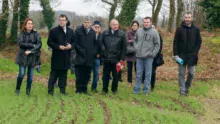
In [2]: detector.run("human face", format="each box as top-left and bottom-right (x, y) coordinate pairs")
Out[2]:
(184, 14), (193, 26)
(143, 19), (152, 28)
(83, 21), (92, 29)
(25, 20), (33, 32)
(59, 17), (67, 27)
(92, 24), (101, 33)
(131, 23), (139, 31)
(110, 20), (119, 31)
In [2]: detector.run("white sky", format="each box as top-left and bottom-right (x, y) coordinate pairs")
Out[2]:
(29, 0), (155, 18)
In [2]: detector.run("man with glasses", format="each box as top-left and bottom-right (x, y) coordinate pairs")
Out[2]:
(47, 14), (74, 95)
(101, 19), (127, 94)
(74, 17), (97, 95)
(91, 21), (102, 92)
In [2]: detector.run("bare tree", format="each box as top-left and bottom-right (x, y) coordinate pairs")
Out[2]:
(146, 0), (163, 26)
(10, 0), (19, 43)
(176, 0), (183, 27)
(0, 0), (9, 45)
(167, 0), (175, 32)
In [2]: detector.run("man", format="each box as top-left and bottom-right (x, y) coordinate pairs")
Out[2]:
(101, 19), (127, 94)
(91, 21), (102, 92)
(173, 12), (202, 96)
(74, 17), (97, 94)
(133, 17), (160, 94)
(47, 14), (74, 95)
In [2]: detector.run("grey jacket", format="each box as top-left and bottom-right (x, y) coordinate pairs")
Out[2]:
(134, 27), (160, 58)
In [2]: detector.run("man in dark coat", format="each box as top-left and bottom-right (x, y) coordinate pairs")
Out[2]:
(74, 17), (97, 94)
(47, 14), (75, 95)
(173, 12), (202, 96)
(101, 19), (127, 94)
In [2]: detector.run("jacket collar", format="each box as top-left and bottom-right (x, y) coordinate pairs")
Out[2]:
(181, 21), (195, 29)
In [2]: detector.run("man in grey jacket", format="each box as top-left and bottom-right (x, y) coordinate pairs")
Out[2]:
(133, 17), (160, 94)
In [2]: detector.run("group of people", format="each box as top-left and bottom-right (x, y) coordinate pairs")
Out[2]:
(15, 12), (202, 97)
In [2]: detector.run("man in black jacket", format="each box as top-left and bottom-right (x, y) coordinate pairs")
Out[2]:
(74, 17), (97, 94)
(47, 14), (74, 95)
(101, 19), (127, 94)
(173, 12), (202, 96)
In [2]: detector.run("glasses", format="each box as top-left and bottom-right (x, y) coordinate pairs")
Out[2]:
(59, 20), (67, 22)
(94, 26), (100, 28)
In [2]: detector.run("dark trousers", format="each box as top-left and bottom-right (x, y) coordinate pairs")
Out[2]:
(127, 61), (136, 83)
(48, 69), (68, 94)
(150, 65), (157, 90)
(103, 62), (119, 93)
(75, 65), (92, 93)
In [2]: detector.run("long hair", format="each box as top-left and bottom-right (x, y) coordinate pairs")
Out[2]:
(20, 18), (34, 32)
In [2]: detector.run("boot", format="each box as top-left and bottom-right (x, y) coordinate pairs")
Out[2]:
(26, 89), (30, 96)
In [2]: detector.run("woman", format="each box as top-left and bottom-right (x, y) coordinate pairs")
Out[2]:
(126, 21), (139, 87)
(151, 25), (164, 91)
(15, 18), (42, 96)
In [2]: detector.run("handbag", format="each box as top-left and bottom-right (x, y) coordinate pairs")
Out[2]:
(126, 42), (136, 56)
(155, 53), (164, 67)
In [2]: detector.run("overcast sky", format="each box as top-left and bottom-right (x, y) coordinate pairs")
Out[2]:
(29, 0), (156, 18)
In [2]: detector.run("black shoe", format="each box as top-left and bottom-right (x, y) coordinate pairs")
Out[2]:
(185, 90), (189, 96)
(92, 89), (98, 93)
(26, 89), (30, 96)
(179, 92), (186, 96)
(15, 89), (20, 95)
(119, 79), (123, 82)
(61, 92), (68, 96)
(151, 88), (154, 92)
(48, 92), (54, 96)
(112, 91), (117, 95)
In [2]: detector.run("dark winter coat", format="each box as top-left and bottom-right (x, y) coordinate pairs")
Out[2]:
(47, 25), (75, 70)
(101, 29), (127, 63)
(173, 22), (202, 66)
(15, 30), (42, 67)
(74, 26), (97, 67)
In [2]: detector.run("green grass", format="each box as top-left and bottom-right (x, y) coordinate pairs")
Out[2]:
(0, 79), (215, 124)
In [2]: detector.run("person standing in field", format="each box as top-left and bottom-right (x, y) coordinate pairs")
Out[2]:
(101, 19), (127, 94)
(74, 17), (97, 95)
(91, 21), (102, 93)
(15, 18), (42, 96)
(173, 12), (202, 96)
(133, 17), (160, 94)
(125, 20), (139, 87)
(47, 14), (74, 96)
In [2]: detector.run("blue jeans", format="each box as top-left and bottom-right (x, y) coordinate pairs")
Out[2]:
(91, 58), (100, 90)
(133, 57), (153, 94)
(16, 66), (34, 90)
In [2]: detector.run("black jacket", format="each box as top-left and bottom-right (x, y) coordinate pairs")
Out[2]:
(95, 33), (102, 58)
(101, 29), (127, 63)
(47, 26), (75, 70)
(15, 30), (42, 67)
(153, 34), (163, 66)
(173, 22), (202, 66)
(74, 26), (97, 67)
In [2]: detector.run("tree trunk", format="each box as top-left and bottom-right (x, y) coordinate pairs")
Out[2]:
(19, 0), (30, 29)
(108, 0), (118, 23)
(10, 0), (20, 43)
(152, 0), (163, 26)
(176, 0), (183, 28)
(40, 0), (55, 31)
(167, 0), (175, 32)
(0, 0), (9, 46)
(117, 0), (139, 30)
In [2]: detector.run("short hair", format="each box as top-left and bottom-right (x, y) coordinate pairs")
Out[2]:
(144, 17), (152, 22)
(59, 14), (68, 20)
(184, 12), (193, 16)
(131, 20), (139, 27)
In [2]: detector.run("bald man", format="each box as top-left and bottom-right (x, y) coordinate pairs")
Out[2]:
(100, 19), (127, 94)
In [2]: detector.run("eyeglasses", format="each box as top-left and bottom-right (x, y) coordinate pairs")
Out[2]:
(94, 26), (100, 28)
(59, 20), (67, 22)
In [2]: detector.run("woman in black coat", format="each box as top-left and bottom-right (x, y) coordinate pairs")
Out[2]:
(15, 18), (42, 96)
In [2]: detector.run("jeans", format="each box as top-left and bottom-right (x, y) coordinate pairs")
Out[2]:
(133, 57), (153, 94)
(178, 65), (195, 94)
(16, 66), (34, 90)
(92, 58), (100, 90)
